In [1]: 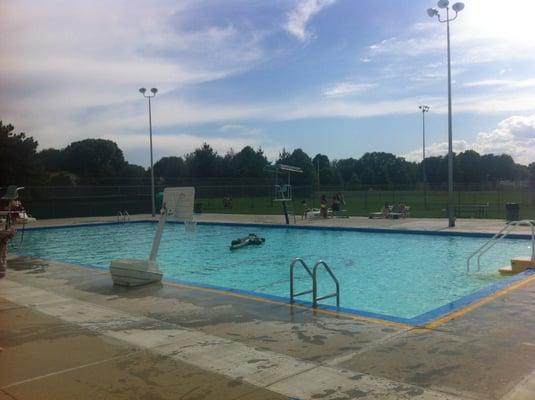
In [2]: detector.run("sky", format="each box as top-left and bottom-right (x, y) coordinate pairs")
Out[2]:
(1, 0), (535, 167)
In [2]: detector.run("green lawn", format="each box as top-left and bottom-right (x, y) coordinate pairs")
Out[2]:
(197, 190), (535, 220)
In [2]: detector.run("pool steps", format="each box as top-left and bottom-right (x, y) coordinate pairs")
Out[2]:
(499, 257), (535, 275)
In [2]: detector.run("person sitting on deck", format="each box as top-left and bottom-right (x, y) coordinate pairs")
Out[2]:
(301, 200), (311, 219)
(331, 196), (341, 212)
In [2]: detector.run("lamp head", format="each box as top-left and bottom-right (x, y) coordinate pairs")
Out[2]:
(452, 2), (464, 12)
(427, 8), (438, 17)
(437, 0), (449, 8)
(150, 88), (158, 94)
(139, 87), (147, 94)
(419, 105), (430, 112)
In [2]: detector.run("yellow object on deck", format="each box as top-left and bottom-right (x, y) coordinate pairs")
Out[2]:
(499, 257), (535, 275)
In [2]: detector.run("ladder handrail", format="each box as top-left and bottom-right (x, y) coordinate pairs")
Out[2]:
(467, 220), (535, 272)
(123, 210), (130, 221)
(312, 260), (340, 308)
(476, 226), (515, 271)
(117, 211), (123, 223)
(290, 258), (313, 303)
(467, 224), (512, 271)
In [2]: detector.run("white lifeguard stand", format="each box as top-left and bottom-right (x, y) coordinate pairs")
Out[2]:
(110, 187), (195, 286)
(264, 164), (303, 224)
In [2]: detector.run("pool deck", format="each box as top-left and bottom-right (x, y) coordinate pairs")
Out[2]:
(2, 214), (535, 399)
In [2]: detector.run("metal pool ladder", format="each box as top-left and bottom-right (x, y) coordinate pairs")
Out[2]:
(117, 210), (130, 223)
(290, 257), (340, 308)
(466, 220), (535, 272)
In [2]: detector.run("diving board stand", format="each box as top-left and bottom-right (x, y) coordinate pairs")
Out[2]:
(110, 187), (195, 286)
(264, 164), (303, 224)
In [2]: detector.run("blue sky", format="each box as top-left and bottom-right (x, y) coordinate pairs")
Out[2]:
(1, 0), (535, 166)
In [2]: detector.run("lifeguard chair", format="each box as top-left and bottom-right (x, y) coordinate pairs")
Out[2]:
(264, 164), (303, 224)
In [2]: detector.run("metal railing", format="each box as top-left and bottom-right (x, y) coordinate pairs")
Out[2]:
(312, 260), (340, 308)
(290, 258), (340, 308)
(290, 258), (313, 303)
(117, 210), (130, 223)
(467, 220), (535, 272)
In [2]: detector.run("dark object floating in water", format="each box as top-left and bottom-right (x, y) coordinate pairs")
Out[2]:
(230, 233), (266, 250)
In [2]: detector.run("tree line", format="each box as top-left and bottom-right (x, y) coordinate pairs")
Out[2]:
(1, 120), (534, 188)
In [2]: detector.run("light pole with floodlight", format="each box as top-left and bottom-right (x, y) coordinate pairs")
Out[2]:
(419, 105), (430, 209)
(427, 0), (464, 228)
(139, 87), (158, 217)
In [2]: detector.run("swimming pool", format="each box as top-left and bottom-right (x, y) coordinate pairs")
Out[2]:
(13, 222), (534, 324)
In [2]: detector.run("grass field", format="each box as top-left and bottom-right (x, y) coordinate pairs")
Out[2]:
(197, 189), (535, 220)
(22, 186), (534, 220)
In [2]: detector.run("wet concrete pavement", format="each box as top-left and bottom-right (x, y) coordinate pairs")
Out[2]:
(1, 214), (535, 399)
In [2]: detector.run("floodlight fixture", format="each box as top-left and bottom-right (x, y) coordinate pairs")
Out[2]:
(427, 8), (438, 17)
(151, 88), (158, 94)
(437, 0), (449, 8)
(452, 2), (464, 12)
(139, 87), (147, 94)
(419, 105), (430, 112)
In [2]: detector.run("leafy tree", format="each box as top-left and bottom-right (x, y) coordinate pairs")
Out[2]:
(153, 156), (186, 182)
(355, 152), (415, 186)
(312, 154), (336, 186)
(38, 148), (64, 171)
(528, 162), (535, 186)
(0, 121), (43, 186)
(231, 146), (268, 178)
(120, 163), (147, 183)
(480, 153), (516, 182)
(186, 143), (222, 178)
(424, 155), (449, 185)
(62, 139), (127, 182)
(333, 158), (358, 184)
(456, 150), (481, 183)
(277, 148), (315, 185)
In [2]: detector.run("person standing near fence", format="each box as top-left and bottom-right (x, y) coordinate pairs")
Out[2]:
(320, 195), (328, 218)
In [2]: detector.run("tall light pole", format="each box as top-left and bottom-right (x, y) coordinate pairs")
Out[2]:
(139, 87), (158, 217)
(427, 0), (464, 228)
(419, 105), (430, 209)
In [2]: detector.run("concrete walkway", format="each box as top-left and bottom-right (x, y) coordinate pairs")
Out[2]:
(1, 214), (535, 399)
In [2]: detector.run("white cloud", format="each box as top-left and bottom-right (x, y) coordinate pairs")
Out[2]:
(365, 0), (535, 76)
(0, 0), (268, 150)
(284, 0), (336, 42)
(462, 79), (516, 88)
(403, 114), (535, 165)
(323, 82), (375, 98)
(463, 79), (535, 89)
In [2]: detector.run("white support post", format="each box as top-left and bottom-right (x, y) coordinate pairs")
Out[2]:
(149, 210), (167, 262)
(531, 223), (535, 261)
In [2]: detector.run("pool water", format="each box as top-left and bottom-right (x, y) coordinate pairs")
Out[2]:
(14, 222), (532, 320)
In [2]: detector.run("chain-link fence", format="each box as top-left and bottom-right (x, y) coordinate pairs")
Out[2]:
(2, 183), (534, 220)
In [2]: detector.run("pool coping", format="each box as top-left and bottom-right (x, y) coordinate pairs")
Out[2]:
(13, 219), (535, 328)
